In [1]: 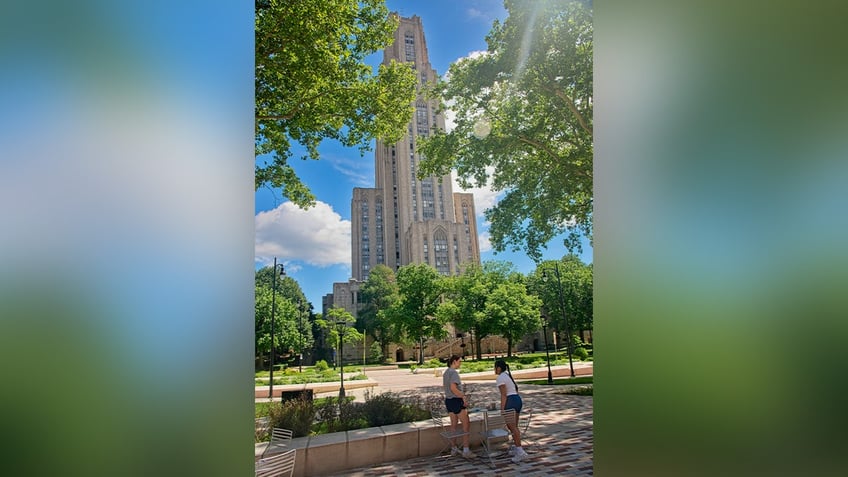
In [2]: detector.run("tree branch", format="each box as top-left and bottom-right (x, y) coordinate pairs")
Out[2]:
(552, 89), (592, 136)
(538, 84), (592, 136)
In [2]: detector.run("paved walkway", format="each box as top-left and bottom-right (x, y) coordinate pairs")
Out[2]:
(317, 366), (594, 476)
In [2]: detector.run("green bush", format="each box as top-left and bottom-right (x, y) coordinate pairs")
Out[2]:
(426, 358), (443, 368)
(369, 342), (383, 363)
(315, 359), (329, 371)
(573, 347), (589, 361)
(314, 397), (367, 433)
(267, 397), (314, 437)
(358, 391), (428, 427)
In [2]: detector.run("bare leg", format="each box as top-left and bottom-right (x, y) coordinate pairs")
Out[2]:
(449, 412), (460, 448)
(506, 421), (522, 448)
(459, 409), (471, 448)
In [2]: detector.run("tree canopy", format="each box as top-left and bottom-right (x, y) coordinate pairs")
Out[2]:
(383, 264), (447, 364)
(486, 280), (542, 356)
(357, 264), (401, 359)
(418, 0), (593, 261)
(254, 266), (314, 367)
(255, 0), (417, 206)
(438, 261), (524, 359)
(529, 255), (593, 338)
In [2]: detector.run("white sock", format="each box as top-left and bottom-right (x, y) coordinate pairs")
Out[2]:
(463, 447), (470, 452)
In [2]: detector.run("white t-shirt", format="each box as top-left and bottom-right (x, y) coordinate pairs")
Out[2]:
(496, 372), (518, 396)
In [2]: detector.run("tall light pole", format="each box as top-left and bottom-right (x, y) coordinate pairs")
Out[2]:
(297, 298), (304, 373)
(544, 263), (575, 378)
(269, 259), (285, 401)
(541, 311), (553, 384)
(334, 318), (346, 399)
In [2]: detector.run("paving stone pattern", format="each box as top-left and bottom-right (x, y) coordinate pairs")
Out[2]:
(324, 380), (593, 476)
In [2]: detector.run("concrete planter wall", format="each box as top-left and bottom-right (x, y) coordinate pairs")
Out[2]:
(256, 413), (488, 477)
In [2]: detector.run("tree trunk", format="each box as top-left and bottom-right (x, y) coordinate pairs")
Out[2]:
(475, 333), (483, 360)
(507, 336), (513, 357)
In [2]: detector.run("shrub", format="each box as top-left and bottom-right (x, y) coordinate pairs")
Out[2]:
(315, 359), (329, 371)
(573, 347), (589, 361)
(360, 391), (430, 427)
(314, 397), (367, 433)
(426, 358), (443, 368)
(267, 397), (314, 437)
(369, 342), (383, 363)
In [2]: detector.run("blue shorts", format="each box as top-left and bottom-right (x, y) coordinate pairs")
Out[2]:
(445, 397), (466, 414)
(505, 394), (523, 414)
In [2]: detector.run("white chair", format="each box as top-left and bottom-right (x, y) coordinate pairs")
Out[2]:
(261, 427), (293, 459)
(256, 448), (296, 477)
(479, 409), (516, 468)
(431, 402), (470, 455)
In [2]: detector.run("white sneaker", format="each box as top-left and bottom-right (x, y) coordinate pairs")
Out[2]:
(462, 449), (475, 459)
(451, 446), (461, 456)
(507, 445), (517, 456)
(511, 448), (528, 463)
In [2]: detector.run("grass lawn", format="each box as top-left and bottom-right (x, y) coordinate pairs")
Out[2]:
(255, 365), (368, 385)
(521, 376), (593, 385)
(401, 352), (592, 374)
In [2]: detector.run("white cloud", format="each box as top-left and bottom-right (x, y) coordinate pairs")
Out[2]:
(478, 231), (492, 253)
(325, 153), (373, 187)
(255, 201), (351, 268)
(442, 51), (488, 134)
(452, 167), (501, 217)
(443, 100), (457, 133)
(466, 7), (498, 23)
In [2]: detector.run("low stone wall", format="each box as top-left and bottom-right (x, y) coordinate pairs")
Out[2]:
(255, 379), (377, 399)
(256, 413), (488, 477)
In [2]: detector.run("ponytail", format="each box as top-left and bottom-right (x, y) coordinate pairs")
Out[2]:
(494, 359), (519, 393)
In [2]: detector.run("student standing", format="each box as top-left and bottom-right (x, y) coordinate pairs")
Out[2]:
(443, 355), (474, 458)
(494, 359), (528, 463)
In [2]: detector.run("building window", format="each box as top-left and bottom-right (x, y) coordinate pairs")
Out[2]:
(375, 201), (384, 264)
(453, 236), (459, 266)
(423, 238), (429, 263)
(434, 230), (449, 275)
(404, 32), (415, 62)
(421, 179), (435, 219)
(438, 183), (445, 219)
(416, 102), (429, 137)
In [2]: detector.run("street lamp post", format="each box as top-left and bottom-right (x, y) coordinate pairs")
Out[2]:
(269, 258), (285, 401)
(334, 319), (346, 398)
(297, 298), (304, 373)
(544, 263), (575, 378)
(542, 313), (553, 384)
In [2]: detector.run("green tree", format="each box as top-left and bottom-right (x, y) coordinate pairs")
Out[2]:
(384, 264), (447, 364)
(255, 286), (302, 368)
(530, 255), (593, 347)
(316, 307), (365, 365)
(486, 280), (542, 356)
(418, 0), (593, 261)
(358, 264), (401, 360)
(255, 0), (417, 206)
(438, 261), (517, 360)
(255, 267), (315, 366)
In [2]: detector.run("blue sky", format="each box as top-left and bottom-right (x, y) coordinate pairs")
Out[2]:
(255, 0), (593, 308)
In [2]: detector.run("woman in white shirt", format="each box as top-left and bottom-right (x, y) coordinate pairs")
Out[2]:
(494, 359), (528, 463)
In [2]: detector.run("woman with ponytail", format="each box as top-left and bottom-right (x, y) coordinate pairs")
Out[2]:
(494, 359), (528, 463)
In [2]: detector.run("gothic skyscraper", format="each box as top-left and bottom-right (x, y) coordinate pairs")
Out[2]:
(329, 14), (481, 315)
